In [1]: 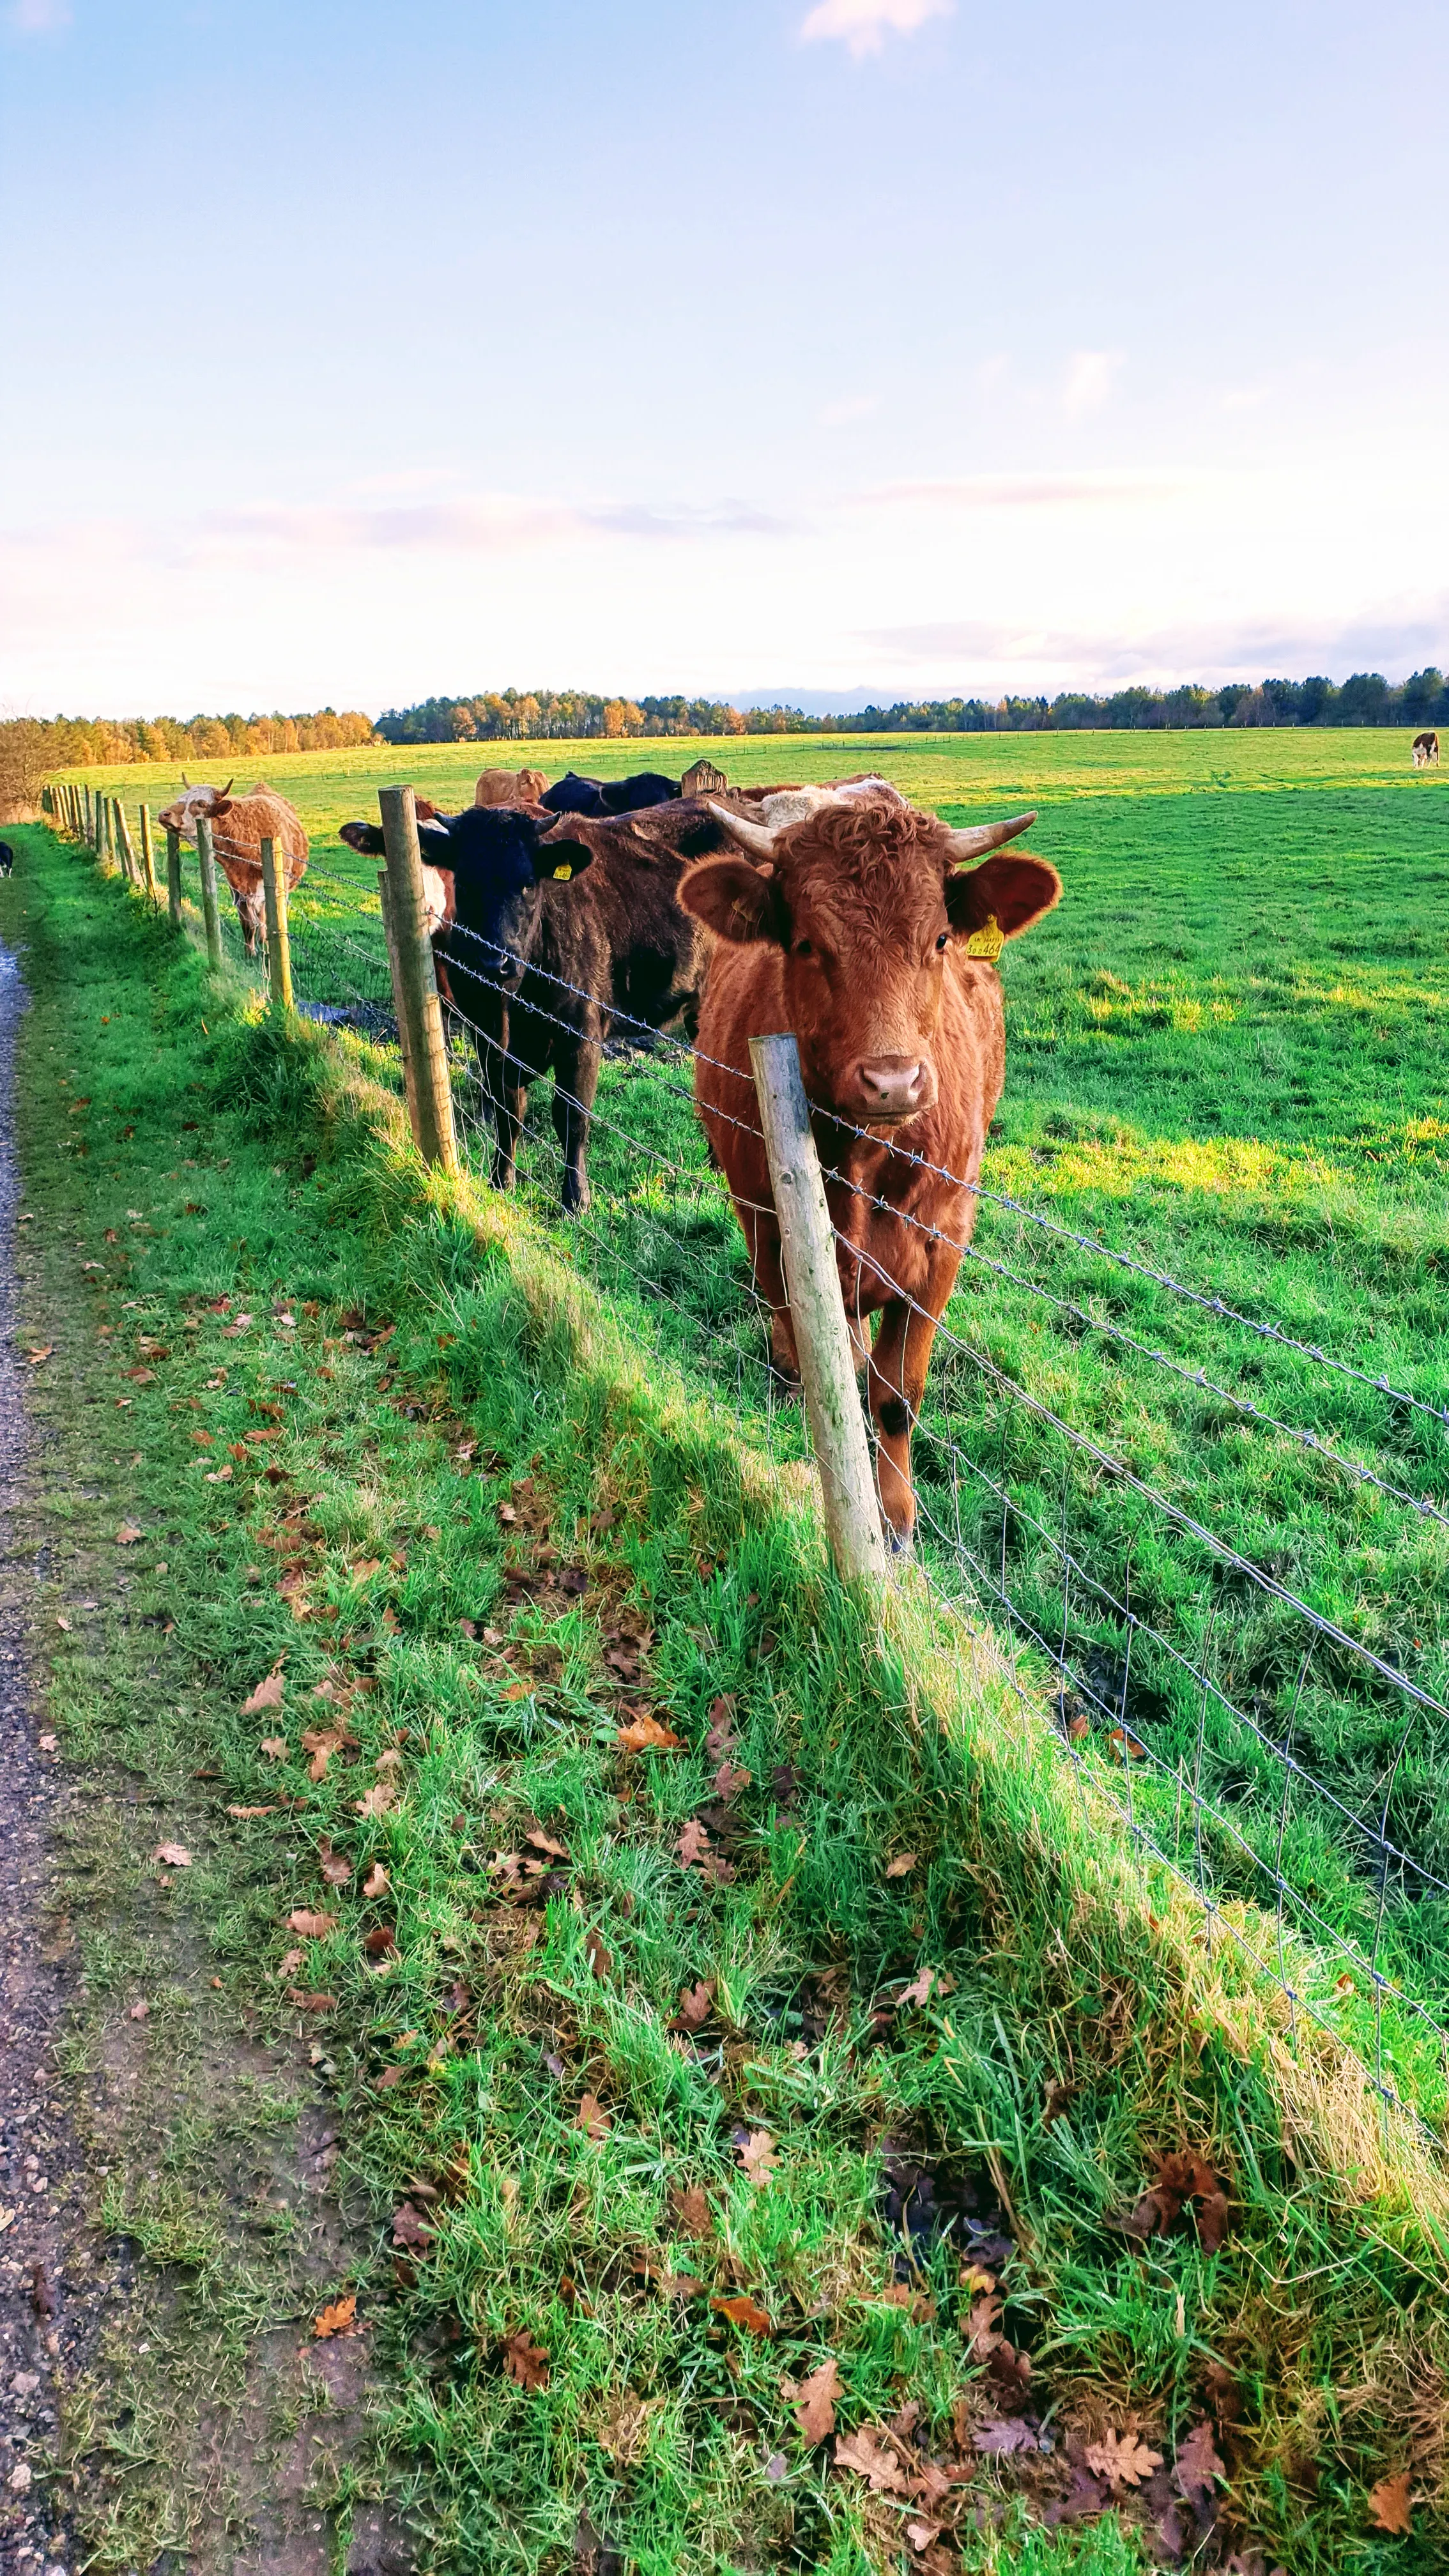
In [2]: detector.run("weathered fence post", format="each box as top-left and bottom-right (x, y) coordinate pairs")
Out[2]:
(165, 826), (183, 928)
(195, 813), (224, 969)
(260, 837), (293, 1012)
(138, 804), (158, 901)
(114, 800), (140, 885)
(749, 1032), (891, 1586)
(377, 785), (457, 1170)
(376, 875), (418, 1105)
(83, 785), (94, 847)
(102, 796), (116, 870)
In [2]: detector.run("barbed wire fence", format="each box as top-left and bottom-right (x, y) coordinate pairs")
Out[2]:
(45, 780), (1449, 2141)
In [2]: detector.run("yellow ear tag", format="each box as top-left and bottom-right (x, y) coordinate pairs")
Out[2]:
(964, 912), (1004, 960)
(551, 863), (573, 880)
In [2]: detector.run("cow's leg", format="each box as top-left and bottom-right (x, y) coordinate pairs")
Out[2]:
(551, 1037), (601, 1215)
(865, 1241), (962, 1547)
(480, 1036), (523, 1190)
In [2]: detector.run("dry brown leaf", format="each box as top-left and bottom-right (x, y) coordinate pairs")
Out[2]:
(26, 1346), (53, 1367)
(152, 1841), (192, 1868)
(1367, 2471), (1414, 2535)
(738, 2129), (778, 2184)
(502, 2329), (549, 2391)
(615, 1712), (683, 1755)
(116, 1523), (144, 1547)
(318, 1843), (352, 1885)
(669, 2184), (712, 2240)
(258, 1735), (289, 1761)
(713, 1761), (752, 1798)
(885, 1852), (917, 1878)
(1084, 2430), (1164, 2492)
(287, 1909), (337, 1939)
(584, 1930), (613, 1981)
(312, 2295), (357, 2339)
(391, 2200), (434, 2251)
(364, 1925), (397, 1959)
(356, 1780), (397, 1819)
(227, 1804), (275, 1819)
(905, 2522), (944, 2555)
(834, 2428), (910, 2492)
(670, 1980), (716, 2032)
(287, 1988), (337, 2012)
(711, 2292), (772, 2336)
(128, 2000), (150, 2021)
(786, 2356), (841, 2444)
(577, 2092), (612, 2141)
(894, 1966), (935, 2010)
(362, 1861), (389, 1897)
(240, 1666), (285, 1717)
(1173, 2418), (1226, 2512)
(526, 1827), (569, 1860)
(675, 1817), (710, 1866)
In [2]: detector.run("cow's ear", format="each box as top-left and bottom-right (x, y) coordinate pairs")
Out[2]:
(677, 855), (786, 945)
(339, 820), (385, 857)
(532, 822), (595, 884)
(945, 852), (1061, 944)
(210, 794), (234, 818)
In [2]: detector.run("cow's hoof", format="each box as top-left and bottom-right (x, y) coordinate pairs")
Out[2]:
(560, 1184), (592, 1218)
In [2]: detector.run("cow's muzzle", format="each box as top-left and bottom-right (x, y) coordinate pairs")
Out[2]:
(844, 1055), (935, 1122)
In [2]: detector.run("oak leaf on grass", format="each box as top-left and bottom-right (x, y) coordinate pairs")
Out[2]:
(615, 1712), (683, 1755)
(318, 1843), (352, 1886)
(356, 1780), (397, 1819)
(785, 2356), (841, 2443)
(287, 1909), (337, 1939)
(834, 2428), (910, 2492)
(312, 2295), (357, 2339)
(240, 1665), (285, 1717)
(885, 1852), (916, 1878)
(502, 2329), (549, 2391)
(675, 1818), (710, 1866)
(670, 1981), (716, 2033)
(152, 1842), (192, 1868)
(1084, 2430), (1163, 2492)
(737, 2129), (779, 2184)
(1367, 2472), (1414, 2536)
(711, 2292), (772, 2336)
(668, 2184), (713, 2240)
(577, 2092), (612, 2141)
(1172, 2419), (1225, 2513)
(362, 1861), (389, 1897)
(116, 1523), (143, 1547)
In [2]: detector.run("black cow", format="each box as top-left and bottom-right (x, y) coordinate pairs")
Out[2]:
(341, 797), (735, 1213)
(0, 842), (13, 878)
(539, 769), (680, 818)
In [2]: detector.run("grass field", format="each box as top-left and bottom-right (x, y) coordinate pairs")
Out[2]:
(8, 813), (1449, 2572)
(57, 733), (1449, 2106)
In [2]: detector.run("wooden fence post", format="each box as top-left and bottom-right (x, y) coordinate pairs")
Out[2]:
(102, 796), (116, 869)
(165, 826), (183, 928)
(749, 1032), (891, 1586)
(195, 813), (224, 969)
(138, 804), (158, 901)
(114, 801), (140, 885)
(376, 874), (418, 1104)
(260, 838), (293, 1011)
(83, 785), (94, 847)
(377, 785), (457, 1170)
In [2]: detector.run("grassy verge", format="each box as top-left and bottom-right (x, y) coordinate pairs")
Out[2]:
(4, 818), (1447, 2575)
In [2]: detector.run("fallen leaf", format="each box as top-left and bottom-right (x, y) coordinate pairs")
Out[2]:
(577, 2092), (612, 2140)
(1367, 2471), (1414, 2535)
(152, 1841), (192, 1867)
(894, 1966), (935, 2011)
(228, 1804), (275, 1819)
(670, 1980), (716, 2032)
(55, 1617), (71, 1632)
(905, 2522), (944, 2554)
(25, 1346), (52, 1367)
(318, 1843), (352, 1885)
(502, 2328), (549, 2391)
(1173, 2418), (1225, 2513)
(287, 1909), (337, 1938)
(313, 2295), (358, 2338)
(713, 1761), (752, 1797)
(205, 1465), (233, 1483)
(615, 1712), (683, 1754)
(287, 1988), (337, 2012)
(738, 2129), (778, 2185)
(711, 2292), (772, 2336)
(786, 2356), (841, 2443)
(675, 1817), (710, 1866)
(885, 1852), (916, 1878)
(834, 2427), (910, 2492)
(356, 1781), (397, 1819)
(975, 2417), (1039, 2455)
(349, 1557), (383, 1584)
(1084, 2430), (1164, 2492)
(375, 2065), (404, 2090)
(526, 1827), (569, 1860)
(669, 2184), (713, 2240)
(362, 1862), (389, 1898)
(128, 1999), (150, 2021)
(37, 1732), (57, 1752)
(116, 1522), (143, 1546)
(364, 1925), (397, 1959)
(392, 2200), (435, 2251)
(259, 1735), (289, 1761)
(584, 1929), (613, 1981)
(280, 1947), (304, 1973)
(241, 1665), (285, 1716)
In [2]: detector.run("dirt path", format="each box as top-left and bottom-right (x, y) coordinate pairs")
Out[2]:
(0, 941), (79, 2576)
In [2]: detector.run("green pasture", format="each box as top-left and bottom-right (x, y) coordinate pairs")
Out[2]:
(56, 734), (1449, 2091)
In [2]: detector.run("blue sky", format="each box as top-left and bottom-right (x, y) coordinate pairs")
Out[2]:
(2, 0), (1444, 714)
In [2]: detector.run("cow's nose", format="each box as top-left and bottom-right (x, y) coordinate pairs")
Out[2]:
(851, 1055), (930, 1118)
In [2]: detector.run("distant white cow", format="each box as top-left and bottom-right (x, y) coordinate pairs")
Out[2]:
(1412, 730), (1440, 767)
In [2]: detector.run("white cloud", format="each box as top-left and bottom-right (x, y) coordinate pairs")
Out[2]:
(800, 0), (952, 61)
(7, 0), (72, 30)
(1062, 349), (1121, 418)
(818, 394), (880, 427)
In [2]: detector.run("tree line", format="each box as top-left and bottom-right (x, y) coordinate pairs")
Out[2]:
(375, 672), (1449, 742)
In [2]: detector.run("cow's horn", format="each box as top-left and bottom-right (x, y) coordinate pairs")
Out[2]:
(707, 801), (778, 863)
(218, 777), (234, 797)
(942, 810), (1038, 862)
(180, 769), (189, 786)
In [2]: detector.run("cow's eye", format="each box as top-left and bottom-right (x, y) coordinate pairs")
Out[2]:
(793, 937), (814, 958)
(935, 931), (949, 951)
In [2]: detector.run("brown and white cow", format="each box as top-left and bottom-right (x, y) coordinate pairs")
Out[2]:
(1412, 731), (1439, 768)
(157, 780), (308, 956)
(679, 794), (1060, 1545)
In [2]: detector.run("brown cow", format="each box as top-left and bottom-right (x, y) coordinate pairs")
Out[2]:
(679, 795), (1060, 1545)
(157, 780), (308, 956)
(475, 767), (548, 807)
(1412, 731), (1439, 768)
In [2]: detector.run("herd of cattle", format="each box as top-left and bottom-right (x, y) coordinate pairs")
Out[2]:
(142, 726), (1436, 1538)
